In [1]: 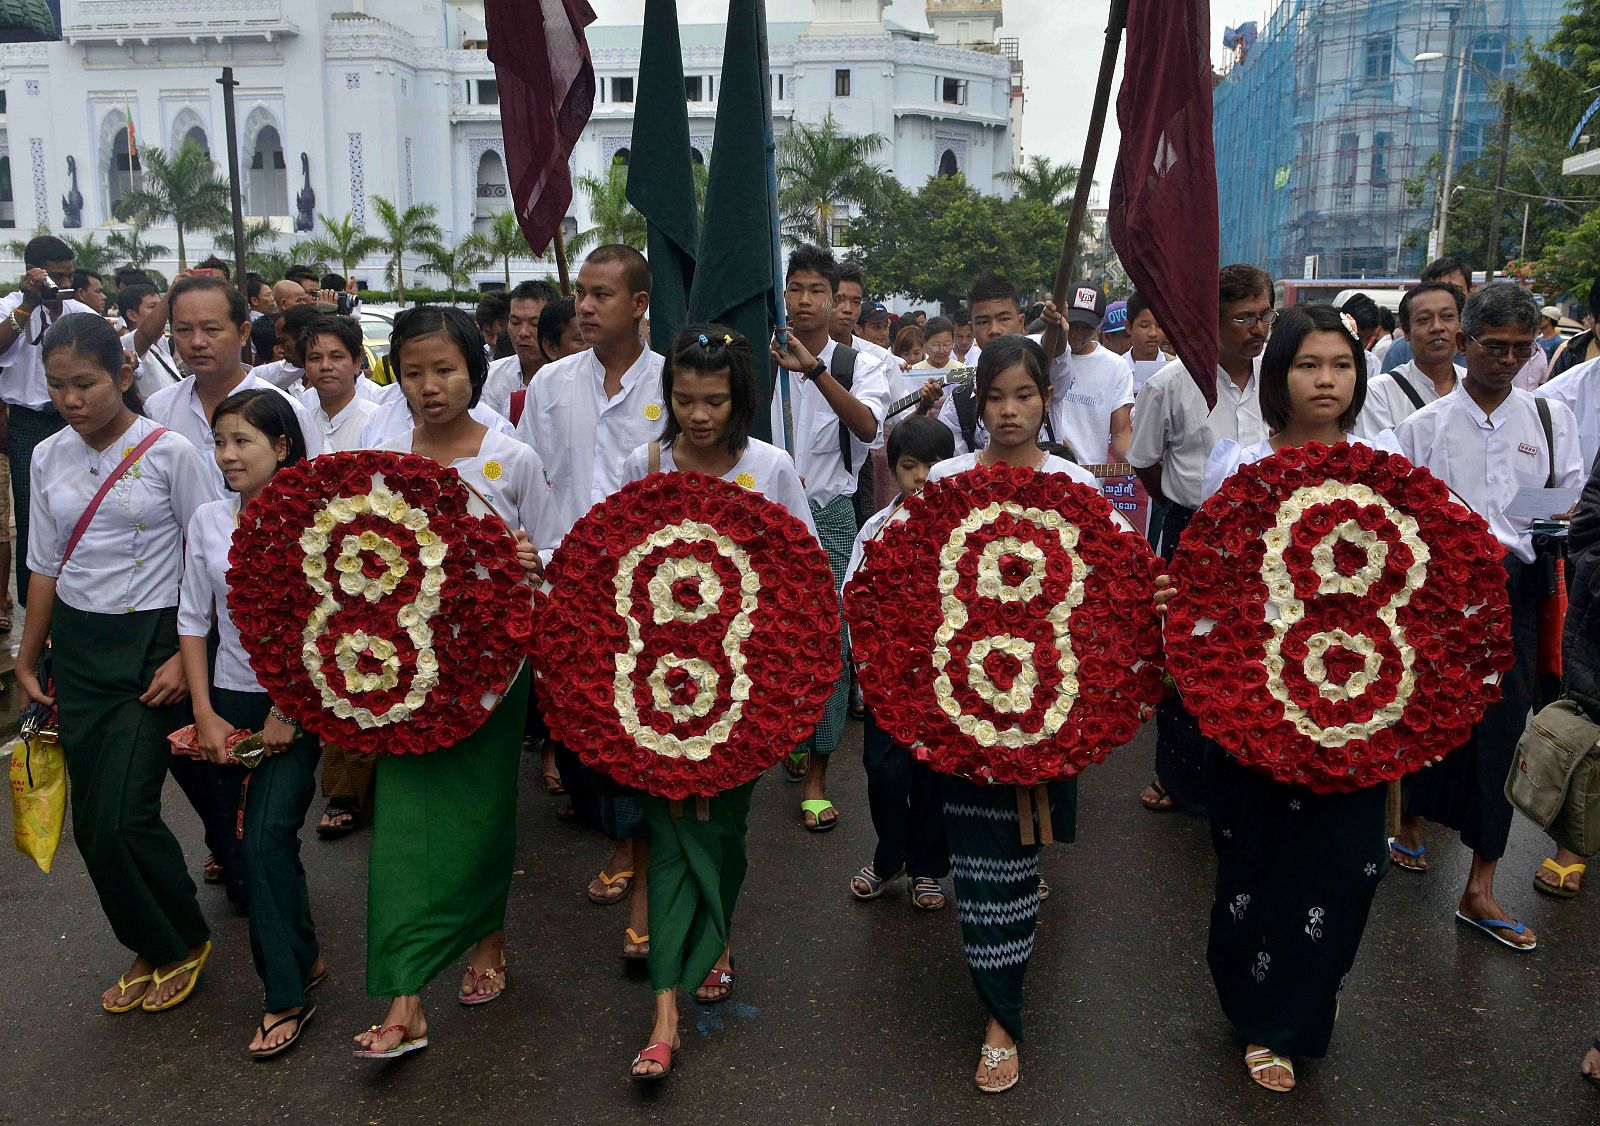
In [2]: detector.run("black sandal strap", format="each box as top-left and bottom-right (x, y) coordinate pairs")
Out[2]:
(261, 1010), (305, 1036)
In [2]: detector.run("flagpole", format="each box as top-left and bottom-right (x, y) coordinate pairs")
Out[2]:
(755, 0), (786, 340)
(553, 227), (571, 296)
(1041, 0), (1128, 359)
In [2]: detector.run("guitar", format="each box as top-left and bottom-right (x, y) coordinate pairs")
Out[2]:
(884, 365), (976, 419)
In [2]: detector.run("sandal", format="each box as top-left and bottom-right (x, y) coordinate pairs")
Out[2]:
(630, 1040), (675, 1082)
(911, 876), (946, 910)
(801, 798), (838, 832)
(142, 940), (213, 1012)
(1455, 911), (1537, 951)
(459, 964), (507, 1006)
(541, 770), (565, 796)
(0, 611), (13, 633)
(353, 1022), (429, 1059)
(1387, 837), (1427, 872)
(1245, 1048), (1294, 1092)
(621, 927), (650, 960)
(1038, 877), (1050, 902)
(976, 1043), (1019, 1094)
(1584, 1038), (1600, 1089)
(316, 804), (359, 840)
(849, 863), (903, 900)
(1534, 857), (1586, 899)
(586, 868), (634, 904)
(102, 971), (153, 1014)
(783, 749), (811, 782)
(250, 1004), (316, 1060)
(1139, 779), (1175, 812)
(202, 854), (225, 884)
(696, 963), (735, 1003)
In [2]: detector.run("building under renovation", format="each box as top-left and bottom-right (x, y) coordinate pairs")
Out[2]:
(1212, 0), (1566, 282)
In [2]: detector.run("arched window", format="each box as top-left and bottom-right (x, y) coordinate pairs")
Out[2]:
(247, 124), (288, 217)
(612, 146), (631, 167)
(109, 129), (142, 215)
(937, 149), (959, 178)
(475, 149), (510, 233)
(183, 126), (210, 158)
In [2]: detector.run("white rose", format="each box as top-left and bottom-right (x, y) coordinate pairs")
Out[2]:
(421, 571), (445, 595)
(331, 698), (355, 719)
(419, 543), (447, 567)
(313, 509), (338, 534)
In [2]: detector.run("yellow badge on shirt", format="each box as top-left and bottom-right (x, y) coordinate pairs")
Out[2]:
(735, 472), (756, 489)
(483, 460), (503, 482)
(643, 402), (662, 422)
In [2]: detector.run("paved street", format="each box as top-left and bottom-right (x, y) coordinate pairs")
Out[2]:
(3, 719), (1598, 1125)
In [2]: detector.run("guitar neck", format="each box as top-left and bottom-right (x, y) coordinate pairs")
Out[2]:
(1083, 462), (1135, 479)
(885, 366), (976, 419)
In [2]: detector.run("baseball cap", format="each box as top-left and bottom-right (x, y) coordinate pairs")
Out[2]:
(1540, 305), (1562, 322)
(1066, 283), (1107, 328)
(1101, 299), (1128, 334)
(860, 302), (891, 324)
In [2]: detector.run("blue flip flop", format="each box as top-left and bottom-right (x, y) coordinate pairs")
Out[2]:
(1387, 837), (1427, 872)
(1454, 911), (1537, 952)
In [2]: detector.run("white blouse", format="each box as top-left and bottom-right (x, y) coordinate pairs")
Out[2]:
(377, 427), (555, 552)
(177, 498), (260, 692)
(308, 395), (379, 454)
(616, 438), (818, 540)
(27, 416), (213, 614)
(359, 396), (513, 449)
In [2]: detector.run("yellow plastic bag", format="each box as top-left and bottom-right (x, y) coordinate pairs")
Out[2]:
(10, 733), (65, 873)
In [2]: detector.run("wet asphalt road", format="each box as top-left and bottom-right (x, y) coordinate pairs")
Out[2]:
(3, 719), (1599, 1126)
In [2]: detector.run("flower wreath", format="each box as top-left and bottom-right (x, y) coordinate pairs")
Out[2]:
(1164, 441), (1514, 792)
(229, 451), (534, 756)
(844, 463), (1165, 786)
(534, 472), (840, 800)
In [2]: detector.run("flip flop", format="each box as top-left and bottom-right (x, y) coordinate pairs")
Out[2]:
(976, 1044), (1019, 1094)
(783, 749), (811, 782)
(142, 940), (213, 1012)
(459, 964), (507, 1006)
(1454, 911), (1537, 952)
(1139, 779), (1175, 812)
(621, 927), (650, 961)
(849, 863), (903, 900)
(353, 1022), (429, 1059)
(801, 799), (838, 832)
(586, 868), (634, 904)
(102, 972), (153, 1014)
(1534, 857), (1586, 899)
(250, 1004), (316, 1060)
(630, 1041), (675, 1083)
(1245, 1048), (1295, 1093)
(316, 804), (359, 840)
(1387, 837), (1428, 872)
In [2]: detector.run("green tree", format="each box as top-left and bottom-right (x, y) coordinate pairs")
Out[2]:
(777, 110), (887, 247)
(370, 196), (443, 306)
(477, 210), (536, 287)
(105, 222), (170, 270)
(212, 219), (284, 276)
(110, 140), (231, 270)
(300, 211), (384, 278)
(417, 237), (491, 305)
(998, 154), (1080, 210)
(568, 163), (646, 255)
(60, 232), (114, 274)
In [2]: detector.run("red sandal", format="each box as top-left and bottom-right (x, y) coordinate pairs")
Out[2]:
(353, 1023), (429, 1059)
(696, 964), (735, 1004)
(459, 964), (507, 1006)
(630, 1041), (675, 1082)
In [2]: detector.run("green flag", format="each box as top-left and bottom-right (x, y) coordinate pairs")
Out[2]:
(688, 0), (776, 440)
(625, 0), (697, 354)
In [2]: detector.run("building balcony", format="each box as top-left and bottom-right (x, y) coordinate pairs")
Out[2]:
(62, 0), (298, 44)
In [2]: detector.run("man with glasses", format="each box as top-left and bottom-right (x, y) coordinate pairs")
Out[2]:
(1389, 282), (1584, 947)
(1127, 263), (1274, 813)
(1356, 281), (1465, 440)
(0, 235), (100, 601)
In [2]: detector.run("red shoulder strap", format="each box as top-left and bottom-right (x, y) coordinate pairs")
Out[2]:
(509, 388), (527, 426)
(60, 427), (169, 570)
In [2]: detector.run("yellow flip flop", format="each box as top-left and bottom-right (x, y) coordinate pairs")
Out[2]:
(1534, 857), (1586, 899)
(142, 940), (213, 1013)
(102, 972), (153, 1014)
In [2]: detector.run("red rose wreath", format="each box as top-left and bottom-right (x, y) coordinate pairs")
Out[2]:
(534, 473), (840, 800)
(229, 451), (534, 756)
(1164, 441), (1514, 792)
(844, 463), (1165, 786)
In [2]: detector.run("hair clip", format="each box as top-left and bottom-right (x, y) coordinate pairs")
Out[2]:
(697, 333), (709, 347)
(723, 334), (732, 345)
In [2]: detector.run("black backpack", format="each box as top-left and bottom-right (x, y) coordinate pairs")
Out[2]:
(949, 383), (1074, 461)
(830, 344), (860, 473)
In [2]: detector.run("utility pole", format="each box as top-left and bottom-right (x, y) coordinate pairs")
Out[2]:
(1436, 52), (1467, 259)
(1484, 84), (1514, 280)
(217, 67), (247, 297)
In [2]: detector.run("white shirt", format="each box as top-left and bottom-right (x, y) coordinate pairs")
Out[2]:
(768, 338), (893, 507)
(358, 395), (512, 450)
(960, 344), (981, 366)
(517, 346), (666, 545)
(27, 416), (213, 613)
(120, 331), (183, 400)
(1048, 343), (1134, 466)
(851, 334), (898, 372)
(249, 358), (306, 393)
(377, 427), (556, 552)
(178, 498), (260, 692)
(1126, 358), (1268, 509)
(844, 496), (909, 589)
(482, 355), (537, 420)
(308, 394), (379, 454)
(937, 387), (988, 455)
(1202, 434), (1367, 502)
(296, 373), (393, 414)
(1537, 356), (1600, 474)
(1355, 360), (1463, 441)
(1392, 384), (1585, 563)
(0, 295), (99, 409)
(617, 439), (817, 540)
(144, 371), (323, 497)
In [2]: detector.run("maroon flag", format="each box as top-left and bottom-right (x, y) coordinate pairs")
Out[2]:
(1108, 0), (1219, 408)
(485, 0), (598, 255)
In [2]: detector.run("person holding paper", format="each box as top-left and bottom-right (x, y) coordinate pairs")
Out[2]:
(1389, 283), (1585, 952)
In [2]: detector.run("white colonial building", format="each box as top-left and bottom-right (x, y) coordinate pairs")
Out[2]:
(0, 0), (1021, 286)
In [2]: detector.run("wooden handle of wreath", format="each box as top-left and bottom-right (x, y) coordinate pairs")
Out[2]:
(1016, 787), (1035, 846)
(670, 799), (683, 819)
(1386, 781), (1401, 838)
(1033, 785), (1054, 844)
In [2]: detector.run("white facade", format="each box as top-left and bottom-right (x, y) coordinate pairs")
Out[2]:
(0, 0), (1017, 287)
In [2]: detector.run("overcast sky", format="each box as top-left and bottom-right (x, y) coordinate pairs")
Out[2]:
(588, 1), (1255, 203)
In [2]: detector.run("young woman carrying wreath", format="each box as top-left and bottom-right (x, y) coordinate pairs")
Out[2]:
(16, 312), (216, 1015)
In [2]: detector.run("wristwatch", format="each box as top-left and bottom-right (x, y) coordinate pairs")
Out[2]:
(805, 359), (828, 382)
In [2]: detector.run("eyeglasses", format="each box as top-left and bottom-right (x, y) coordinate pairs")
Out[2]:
(1229, 309), (1280, 329)
(1466, 334), (1535, 361)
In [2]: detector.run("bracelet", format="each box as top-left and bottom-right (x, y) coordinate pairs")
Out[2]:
(268, 706), (296, 728)
(10, 308), (28, 332)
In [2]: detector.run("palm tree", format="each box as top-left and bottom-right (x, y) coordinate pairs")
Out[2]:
(418, 237), (491, 305)
(370, 196), (443, 306)
(477, 209), (536, 287)
(111, 140), (231, 270)
(60, 232), (114, 274)
(999, 154), (1080, 210)
(105, 222), (170, 270)
(567, 164), (646, 256)
(212, 219), (282, 276)
(776, 110), (888, 247)
(301, 211), (384, 278)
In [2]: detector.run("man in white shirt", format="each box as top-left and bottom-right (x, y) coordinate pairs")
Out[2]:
(144, 275), (322, 497)
(1537, 354), (1600, 473)
(246, 273), (277, 322)
(938, 272), (1030, 454)
(1127, 263), (1274, 812)
(953, 307), (980, 366)
(117, 282), (184, 400)
(0, 235), (101, 600)
(300, 315), (376, 453)
(1356, 282), (1464, 440)
(482, 280), (553, 419)
(1038, 282), (1134, 465)
(771, 243), (893, 830)
(249, 304), (318, 392)
(1391, 282), (1585, 948)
